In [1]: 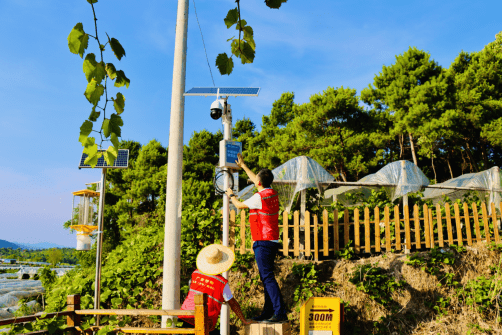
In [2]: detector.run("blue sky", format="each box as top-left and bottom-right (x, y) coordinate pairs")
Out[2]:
(1, 0), (501, 247)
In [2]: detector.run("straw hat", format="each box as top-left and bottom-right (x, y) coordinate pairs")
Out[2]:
(196, 244), (235, 275)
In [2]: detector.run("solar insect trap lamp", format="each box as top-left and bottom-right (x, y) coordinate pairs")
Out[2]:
(184, 87), (260, 334)
(78, 149), (129, 325)
(70, 187), (100, 250)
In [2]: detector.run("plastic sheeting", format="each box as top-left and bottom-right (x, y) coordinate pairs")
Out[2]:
(238, 156), (335, 212)
(326, 160), (430, 202)
(423, 167), (501, 208)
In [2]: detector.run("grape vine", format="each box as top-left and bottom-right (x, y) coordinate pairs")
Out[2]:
(68, 0), (129, 167)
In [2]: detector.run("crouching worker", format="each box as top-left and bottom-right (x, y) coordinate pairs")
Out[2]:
(179, 244), (254, 334)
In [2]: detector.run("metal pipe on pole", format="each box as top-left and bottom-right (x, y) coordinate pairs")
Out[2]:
(220, 99), (231, 335)
(162, 0), (189, 329)
(94, 168), (107, 326)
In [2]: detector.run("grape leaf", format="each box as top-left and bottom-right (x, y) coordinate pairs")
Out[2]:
(110, 132), (120, 148)
(105, 63), (117, 79)
(109, 113), (123, 136)
(84, 79), (105, 106)
(83, 53), (106, 84)
(103, 113), (123, 138)
(224, 8), (238, 28)
(265, 0), (287, 9)
(216, 53), (234, 75)
(236, 19), (247, 31)
(83, 137), (100, 167)
(79, 120), (93, 144)
(240, 42), (255, 64)
(114, 70), (130, 88)
(112, 92), (125, 115)
(68, 23), (89, 58)
(89, 106), (100, 122)
(243, 26), (255, 50)
(87, 0), (98, 3)
(109, 38), (126, 60)
(104, 145), (118, 166)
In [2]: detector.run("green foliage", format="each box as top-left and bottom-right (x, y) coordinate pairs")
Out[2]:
(69, 1), (129, 167)
(39, 266), (58, 289)
(217, 1), (287, 75)
(405, 248), (459, 287)
(47, 248), (63, 267)
(0, 248), (78, 265)
(292, 263), (334, 305)
(349, 263), (406, 310)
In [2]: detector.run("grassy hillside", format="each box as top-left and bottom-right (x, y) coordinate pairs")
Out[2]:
(20, 224), (501, 335)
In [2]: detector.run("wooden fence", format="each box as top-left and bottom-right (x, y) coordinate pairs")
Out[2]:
(0, 294), (210, 334)
(227, 202), (502, 260)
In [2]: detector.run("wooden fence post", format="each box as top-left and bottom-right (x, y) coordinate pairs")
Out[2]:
(314, 215), (319, 261)
(472, 203), (482, 242)
(374, 207), (381, 252)
(333, 210), (339, 252)
(283, 212), (289, 256)
(429, 208), (435, 248)
(230, 210), (236, 251)
(364, 207), (370, 253)
(445, 203), (454, 246)
(414, 205), (421, 249)
(66, 295), (80, 335)
(344, 209), (350, 248)
(423, 204), (430, 248)
(394, 205), (401, 251)
(294, 211), (300, 257)
(436, 204), (444, 247)
(463, 202), (473, 246)
(491, 203), (500, 243)
(404, 205), (411, 250)
(323, 209), (329, 256)
(454, 203), (463, 246)
(305, 211), (311, 257)
(354, 209), (360, 254)
(384, 206), (391, 251)
(194, 293), (209, 335)
(240, 210), (246, 254)
(481, 203), (491, 243)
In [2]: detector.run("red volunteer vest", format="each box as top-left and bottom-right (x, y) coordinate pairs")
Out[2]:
(180, 270), (228, 329)
(249, 189), (280, 241)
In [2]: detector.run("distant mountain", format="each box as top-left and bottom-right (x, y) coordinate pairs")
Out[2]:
(14, 242), (70, 250)
(0, 239), (22, 249)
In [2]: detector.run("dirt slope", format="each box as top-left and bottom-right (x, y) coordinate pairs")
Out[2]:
(227, 242), (502, 335)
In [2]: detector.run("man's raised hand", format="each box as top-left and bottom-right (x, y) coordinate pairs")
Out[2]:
(235, 153), (245, 168)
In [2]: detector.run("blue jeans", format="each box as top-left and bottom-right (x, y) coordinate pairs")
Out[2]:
(253, 241), (286, 317)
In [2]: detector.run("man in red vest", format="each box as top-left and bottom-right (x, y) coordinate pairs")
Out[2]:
(180, 244), (253, 334)
(226, 153), (287, 323)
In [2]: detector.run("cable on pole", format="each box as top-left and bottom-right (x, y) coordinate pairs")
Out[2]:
(192, 0), (216, 87)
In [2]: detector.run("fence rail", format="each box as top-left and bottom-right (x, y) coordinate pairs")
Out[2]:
(227, 202), (502, 260)
(0, 294), (210, 335)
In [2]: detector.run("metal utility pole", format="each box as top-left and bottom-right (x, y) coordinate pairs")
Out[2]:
(220, 99), (231, 335)
(94, 169), (107, 325)
(162, 0), (189, 329)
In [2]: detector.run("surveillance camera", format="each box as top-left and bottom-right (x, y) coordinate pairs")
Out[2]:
(210, 100), (223, 120)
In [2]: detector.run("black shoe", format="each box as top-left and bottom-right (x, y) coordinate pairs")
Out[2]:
(252, 314), (273, 322)
(263, 314), (288, 323)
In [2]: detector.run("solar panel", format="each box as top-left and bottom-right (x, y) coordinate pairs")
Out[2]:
(79, 149), (129, 169)
(184, 87), (260, 97)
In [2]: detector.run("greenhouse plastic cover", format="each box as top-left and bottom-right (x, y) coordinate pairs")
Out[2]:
(326, 160), (430, 202)
(423, 167), (501, 207)
(238, 156), (335, 211)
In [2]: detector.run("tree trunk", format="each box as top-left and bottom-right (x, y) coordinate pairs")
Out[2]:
(447, 155), (454, 179)
(482, 141), (489, 169)
(409, 133), (418, 165)
(465, 142), (480, 172)
(431, 155), (437, 184)
(399, 134), (404, 159)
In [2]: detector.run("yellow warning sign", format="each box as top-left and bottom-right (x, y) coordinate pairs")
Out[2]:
(300, 297), (341, 335)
